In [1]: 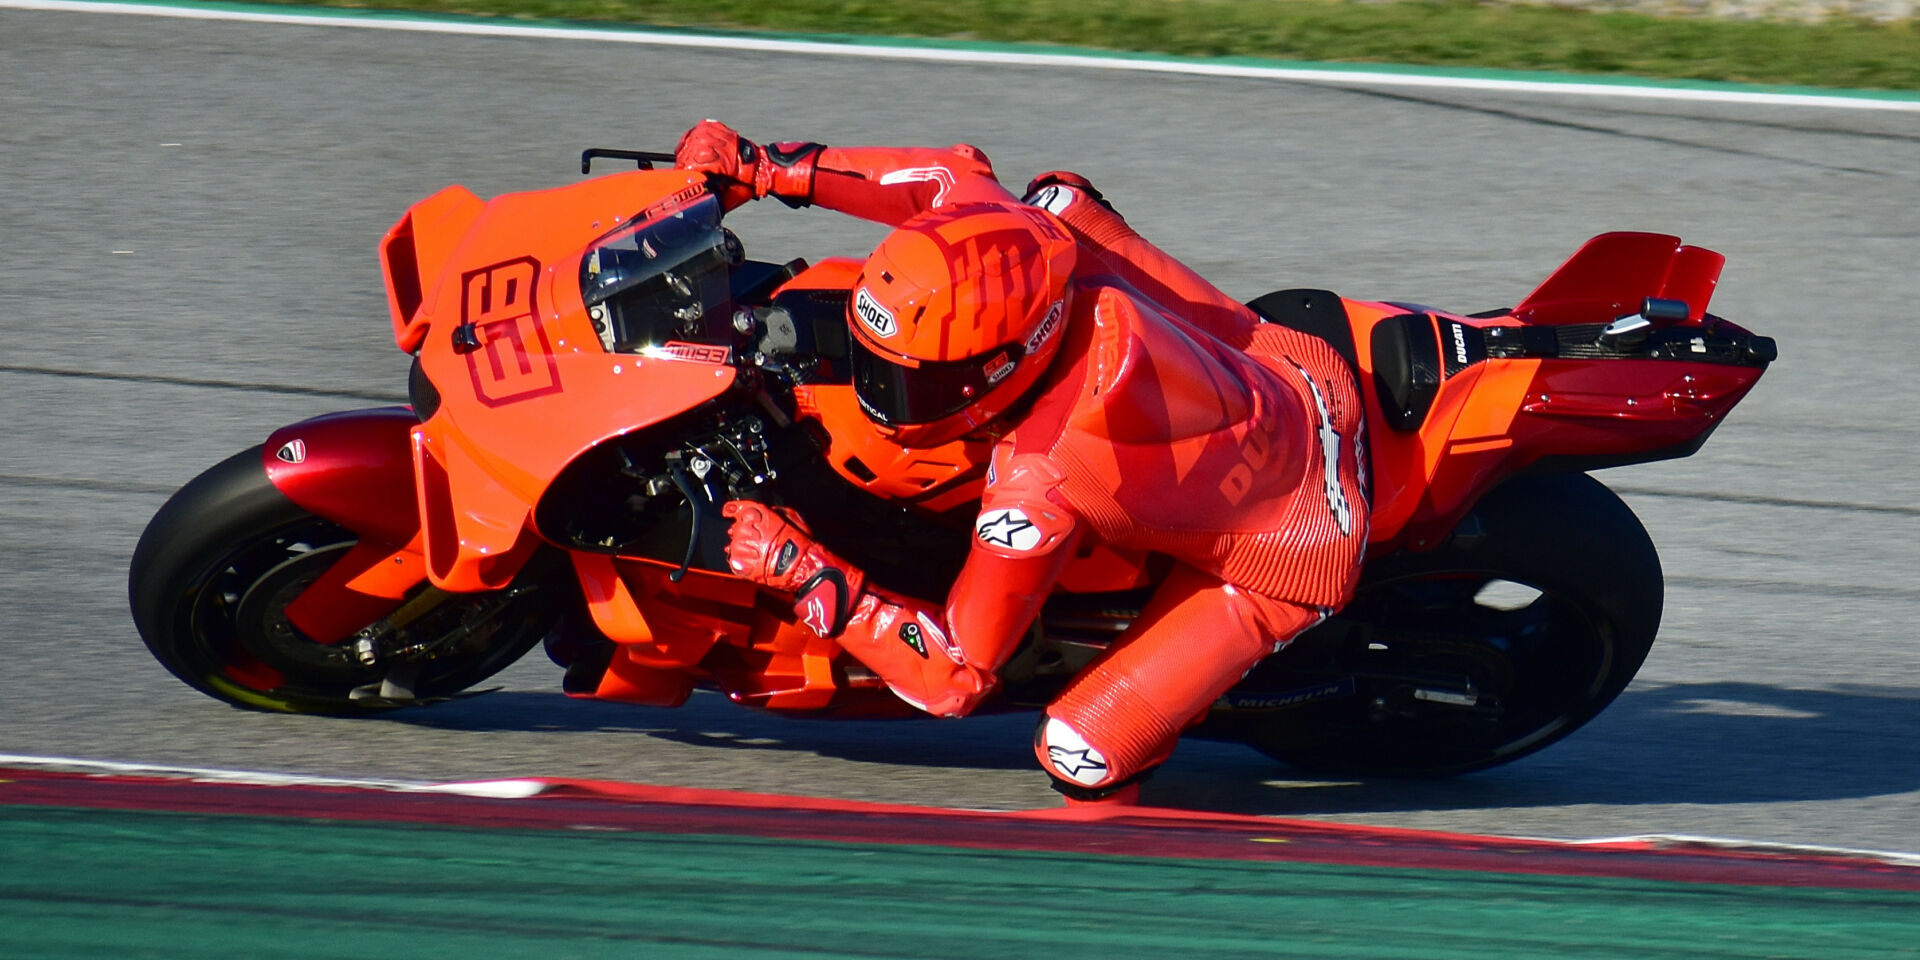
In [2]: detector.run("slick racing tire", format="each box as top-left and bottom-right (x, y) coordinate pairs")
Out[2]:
(129, 445), (558, 714)
(1229, 472), (1663, 778)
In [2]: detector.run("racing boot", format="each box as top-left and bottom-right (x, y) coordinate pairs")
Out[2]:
(1036, 566), (1327, 797)
(1036, 715), (1149, 806)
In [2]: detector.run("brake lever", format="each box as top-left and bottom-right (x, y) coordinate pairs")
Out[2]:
(663, 451), (735, 583)
(663, 454), (706, 583)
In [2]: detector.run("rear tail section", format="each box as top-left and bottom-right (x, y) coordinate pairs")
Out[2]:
(1259, 232), (1770, 554)
(1514, 232), (1726, 324)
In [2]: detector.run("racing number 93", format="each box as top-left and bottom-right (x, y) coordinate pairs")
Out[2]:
(460, 257), (563, 406)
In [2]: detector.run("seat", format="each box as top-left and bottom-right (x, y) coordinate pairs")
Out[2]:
(1246, 289), (1438, 433)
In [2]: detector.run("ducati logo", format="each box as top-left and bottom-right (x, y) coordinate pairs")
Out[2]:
(275, 439), (307, 464)
(853, 287), (897, 339)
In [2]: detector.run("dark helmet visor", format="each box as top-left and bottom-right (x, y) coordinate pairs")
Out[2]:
(848, 336), (1023, 426)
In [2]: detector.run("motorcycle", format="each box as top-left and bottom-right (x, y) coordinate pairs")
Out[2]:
(129, 149), (1776, 778)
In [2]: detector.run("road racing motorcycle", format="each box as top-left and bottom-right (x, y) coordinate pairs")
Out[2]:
(129, 150), (1777, 777)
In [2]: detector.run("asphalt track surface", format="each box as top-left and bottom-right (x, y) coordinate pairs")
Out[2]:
(2, 6), (1918, 852)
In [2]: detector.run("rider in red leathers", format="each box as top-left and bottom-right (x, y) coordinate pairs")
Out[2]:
(676, 120), (1369, 802)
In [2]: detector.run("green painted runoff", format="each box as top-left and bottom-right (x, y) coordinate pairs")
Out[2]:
(4, 806), (1919, 959)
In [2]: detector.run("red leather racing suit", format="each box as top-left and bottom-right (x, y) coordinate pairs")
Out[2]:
(768, 143), (1369, 793)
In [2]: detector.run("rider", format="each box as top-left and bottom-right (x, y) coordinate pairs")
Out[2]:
(676, 120), (1370, 802)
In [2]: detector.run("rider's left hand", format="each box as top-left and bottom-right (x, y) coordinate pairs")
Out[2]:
(722, 500), (823, 594)
(723, 500), (867, 638)
(675, 120), (760, 209)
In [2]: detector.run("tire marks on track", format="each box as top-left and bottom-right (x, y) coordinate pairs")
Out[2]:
(0, 363), (405, 404)
(0, 473), (177, 497)
(1327, 87), (1896, 176)
(1612, 485), (1920, 519)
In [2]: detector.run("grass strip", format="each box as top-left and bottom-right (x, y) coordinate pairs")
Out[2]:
(8, 805), (1920, 959)
(241, 0), (1920, 91)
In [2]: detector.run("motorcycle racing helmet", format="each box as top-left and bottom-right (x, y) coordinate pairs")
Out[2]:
(846, 203), (1077, 446)
(580, 193), (744, 354)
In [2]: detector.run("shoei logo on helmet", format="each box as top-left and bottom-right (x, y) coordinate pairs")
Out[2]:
(1025, 299), (1065, 354)
(853, 287), (897, 339)
(984, 350), (1016, 385)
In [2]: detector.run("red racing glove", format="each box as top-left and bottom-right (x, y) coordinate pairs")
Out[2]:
(722, 500), (865, 638)
(674, 120), (822, 210)
(725, 501), (997, 716)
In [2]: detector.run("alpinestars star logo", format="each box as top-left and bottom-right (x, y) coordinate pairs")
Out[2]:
(899, 622), (929, 659)
(975, 508), (1041, 552)
(1047, 746), (1108, 779)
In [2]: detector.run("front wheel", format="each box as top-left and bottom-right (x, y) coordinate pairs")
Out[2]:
(129, 446), (560, 714)
(1222, 472), (1663, 777)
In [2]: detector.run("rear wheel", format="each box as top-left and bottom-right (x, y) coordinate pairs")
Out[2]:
(1223, 472), (1662, 777)
(129, 446), (559, 714)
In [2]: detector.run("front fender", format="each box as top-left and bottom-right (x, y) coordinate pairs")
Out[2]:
(263, 407), (421, 547)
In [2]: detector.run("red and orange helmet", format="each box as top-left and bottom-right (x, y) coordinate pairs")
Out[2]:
(846, 204), (1077, 445)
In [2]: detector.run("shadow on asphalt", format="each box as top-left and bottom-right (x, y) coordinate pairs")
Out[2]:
(1151, 681), (1920, 816)
(379, 687), (1042, 772)
(374, 681), (1920, 814)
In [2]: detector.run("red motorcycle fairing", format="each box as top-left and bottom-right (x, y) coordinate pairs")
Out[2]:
(261, 171), (746, 641)
(1514, 232), (1724, 325)
(383, 184), (487, 355)
(262, 407), (428, 645)
(263, 407), (421, 546)
(1336, 296), (1767, 554)
(403, 171), (743, 593)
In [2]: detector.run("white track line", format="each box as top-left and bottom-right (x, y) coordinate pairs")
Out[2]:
(6, 0), (1919, 112)
(1559, 833), (1920, 868)
(9, 753), (1920, 865)
(0, 753), (549, 798)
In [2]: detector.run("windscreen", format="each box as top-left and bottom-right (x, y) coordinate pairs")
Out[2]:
(581, 194), (736, 354)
